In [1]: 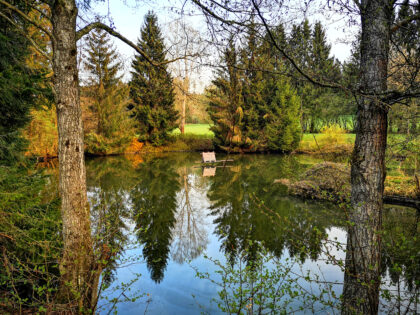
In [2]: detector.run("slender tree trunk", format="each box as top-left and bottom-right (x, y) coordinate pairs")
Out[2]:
(181, 89), (186, 134)
(342, 1), (390, 314)
(180, 75), (189, 134)
(51, 0), (94, 308)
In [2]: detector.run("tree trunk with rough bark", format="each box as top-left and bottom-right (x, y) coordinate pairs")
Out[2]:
(51, 0), (94, 309)
(342, 0), (390, 314)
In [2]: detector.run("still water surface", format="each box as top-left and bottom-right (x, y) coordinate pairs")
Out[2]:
(84, 153), (418, 314)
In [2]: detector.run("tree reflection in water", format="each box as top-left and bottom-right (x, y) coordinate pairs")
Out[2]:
(82, 153), (418, 313)
(171, 166), (210, 264)
(206, 155), (341, 265)
(86, 157), (133, 286)
(130, 157), (179, 283)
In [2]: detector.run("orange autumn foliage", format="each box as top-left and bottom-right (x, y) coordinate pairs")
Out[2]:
(125, 138), (144, 154)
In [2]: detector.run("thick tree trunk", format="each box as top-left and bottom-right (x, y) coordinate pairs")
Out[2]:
(51, 0), (94, 309)
(342, 0), (390, 314)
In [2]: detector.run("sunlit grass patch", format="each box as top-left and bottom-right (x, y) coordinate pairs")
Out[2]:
(298, 130), (355, 154)
(172, 124), (214, 137)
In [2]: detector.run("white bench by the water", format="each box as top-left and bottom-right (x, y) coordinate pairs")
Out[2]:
(202, 152), (216, 163)
(199, 151), (234, 165)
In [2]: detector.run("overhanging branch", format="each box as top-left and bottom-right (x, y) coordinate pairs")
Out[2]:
(76, 22), (199, 66)
(251, 0), (344, 91)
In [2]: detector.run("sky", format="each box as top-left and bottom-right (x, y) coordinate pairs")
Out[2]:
(79, 0), (359, 90)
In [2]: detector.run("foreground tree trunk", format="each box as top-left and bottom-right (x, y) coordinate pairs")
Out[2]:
(51, 0), (94, 308)
(342, 0), (390, 314)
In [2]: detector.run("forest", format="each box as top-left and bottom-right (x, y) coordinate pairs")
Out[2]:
(0, 0), (419, 314)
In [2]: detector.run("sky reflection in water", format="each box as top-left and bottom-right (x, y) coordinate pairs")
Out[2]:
(85, 153), (418, 314)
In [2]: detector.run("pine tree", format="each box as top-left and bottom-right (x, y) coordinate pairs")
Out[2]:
(287, 20), (350, 132)
(264, 78), (302, 151)
(84, 25), (122, 90)
(240, 20), (266, 148)
(258, 26), (302, 152)
(130, 11), (178, 146)
(83, 26), (134, 154)
(304, 21), (343, 132)
(208, 29), (302, 152)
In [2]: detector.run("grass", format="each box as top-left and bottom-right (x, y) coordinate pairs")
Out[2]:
(172, 124), (214, 137)
(298, 133), (355, 154)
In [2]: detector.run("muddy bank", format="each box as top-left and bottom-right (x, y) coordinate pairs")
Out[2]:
(275, 162), (420, 209)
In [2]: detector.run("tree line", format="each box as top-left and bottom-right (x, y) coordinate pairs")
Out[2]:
(1, 0), (419, 312)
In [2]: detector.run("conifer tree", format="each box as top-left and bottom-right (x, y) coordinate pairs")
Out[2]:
(208, 39), (248, 152)
(303, 21), (343, 132)
(0, 7), (51, 163)
(83, 26), (134, 154)
(288, 20), (347, 132)
(209, 29), (302, 152)
(240, 21), (266, 148)
(264, 78), (302, 151)
(23, 5), (58, 158)
(130, 11), (178, 146)
(84, 26), (122, 89)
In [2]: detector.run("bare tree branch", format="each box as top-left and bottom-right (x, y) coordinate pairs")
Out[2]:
(76, 22), (199, 66)
(191, 0), (248, 27)
(251, 0), (345, 91)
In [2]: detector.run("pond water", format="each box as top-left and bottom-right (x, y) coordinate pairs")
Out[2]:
(84, 153), (419, 314)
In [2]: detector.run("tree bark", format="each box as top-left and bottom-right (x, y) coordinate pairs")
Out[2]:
(51, 0), (94, 309)
(342, 0), (391, 314)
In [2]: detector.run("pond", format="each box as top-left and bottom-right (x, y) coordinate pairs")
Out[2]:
(84, 153), (419, 314)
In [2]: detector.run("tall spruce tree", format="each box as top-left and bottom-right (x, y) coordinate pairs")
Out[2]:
(83, 26), (134, 154)
(208, 28), (302, 152)
(130, 11), (178, 146)
(84, 25), (122, 90)
(287, 20), (348, 132)
(264, 78), (302, 151)
(240, 21), (266, 149)
(304, 21), (343, 132)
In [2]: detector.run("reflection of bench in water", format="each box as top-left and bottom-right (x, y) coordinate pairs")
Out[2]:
(196, 152), (234, 176)
(202, 167), (216, 177)
(201, 152), (233, 164)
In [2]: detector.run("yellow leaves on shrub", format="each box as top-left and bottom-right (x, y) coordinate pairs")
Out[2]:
(235, 106), (243, 121)
(24, 107), (58, 157)
(317, 124), (350, 149)
(125, 138), (144, 154)
(232, 134), (241, 144)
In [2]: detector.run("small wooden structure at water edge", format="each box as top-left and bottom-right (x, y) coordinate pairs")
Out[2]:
(201, 151), (233, 164)
(198, 151), (234, 177)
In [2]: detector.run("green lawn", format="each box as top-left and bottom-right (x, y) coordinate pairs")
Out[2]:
(172, 124), (214, 136)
